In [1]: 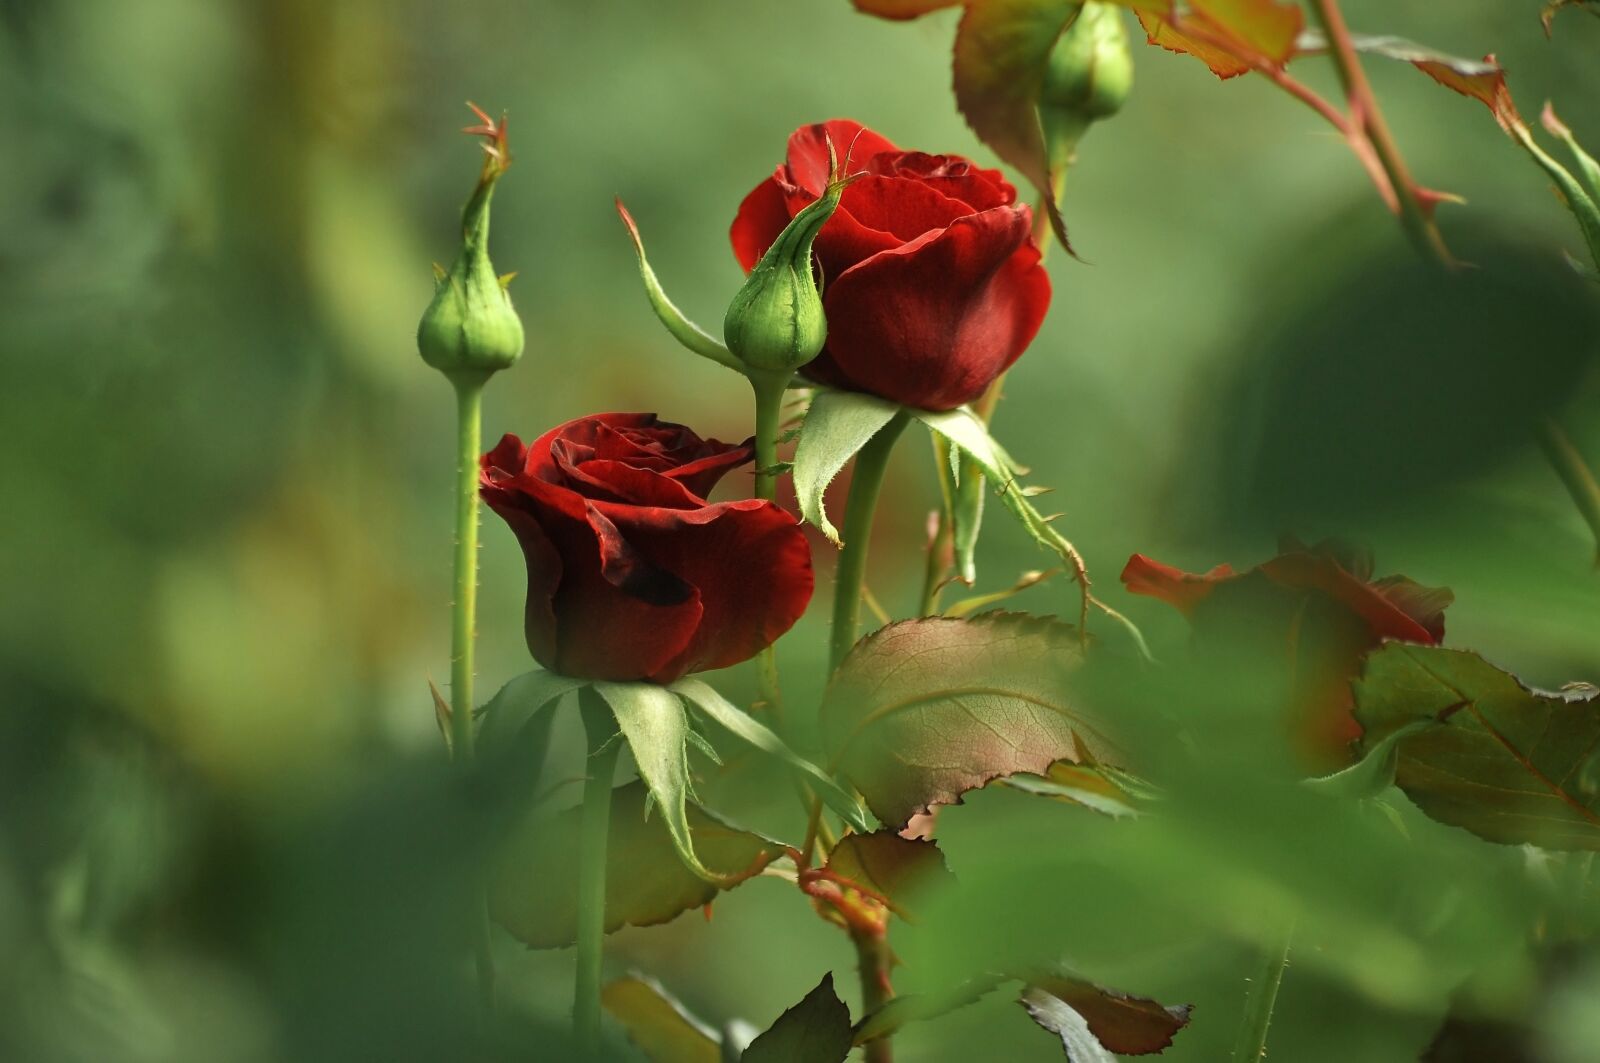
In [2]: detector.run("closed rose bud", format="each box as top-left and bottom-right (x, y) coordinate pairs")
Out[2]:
(418, 105), (525, 382)
(1039, 4), (1133, 166)
(722, 140), (850, 374)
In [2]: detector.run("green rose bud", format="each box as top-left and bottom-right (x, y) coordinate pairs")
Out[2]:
(1039, 4), (1133, 168)
(723, 137), (854, 374)
(418, 104), (524, 382)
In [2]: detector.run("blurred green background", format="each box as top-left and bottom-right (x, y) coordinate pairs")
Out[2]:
(5, 1), (1600, 1060)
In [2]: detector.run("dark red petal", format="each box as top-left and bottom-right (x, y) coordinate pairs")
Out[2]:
(481, 433), (529, 485)
(786, 119), (900, 194)
(731, 174), (793, 272)
(872, 151), (1016, 210)
(1259, 554), (1438, 644)
(831, 174), (975, 243)
(1121, 554), (1237, 615)
(563, 457), (704, 509)
(1370, 576), (1453, 643)
(773, 180), (902, 282)
(665, 443), (755, 498)
(480, 492), (564, 672)
(623, 499), (814, 682)
(819, 206), (1052, 410)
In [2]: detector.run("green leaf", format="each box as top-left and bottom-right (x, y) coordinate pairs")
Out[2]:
(1353, 644), (1600, 850)
(1002, 761), (1146, 818)
(490, 781), (783, 948)
(615, 198), (743, 373)
(853, 975), (1007, 1046)
(951, 0), (1082, 252)
(1021, 976), (1192, 1060)
(670, 677), (871, 832)
(792, 390), (903, 545)
(823, 831), (955, 918)
(602, 974), (723, 1063)
(741, 974), (854, 1063)
(820, 613), (1114, 828)
(593, 680), (718, 881)
(1303, 719), (1436, 800)
(475, 668), (586, 749)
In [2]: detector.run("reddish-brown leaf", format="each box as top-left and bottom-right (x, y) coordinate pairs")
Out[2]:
(852, 0), (962, 18)
(1023, 976), (1193, 1057)
(1133, 0), (1302, 79)
(824, 831), (956, 918)
(1413, 53), (1521, 132)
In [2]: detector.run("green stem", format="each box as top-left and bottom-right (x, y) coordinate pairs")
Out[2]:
(853, 930), (896, 1063)
(750, 371), (793, 722)
(1538, 417), (1600, 566)
(574, 688), (621, 1054)
(448, 374), (495, 1010)
(1230, 929), (1293, 1063)
(829, 413), (910, 672)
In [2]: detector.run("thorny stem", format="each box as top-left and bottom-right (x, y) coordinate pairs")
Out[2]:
(1231, 925), (1293, 1063)
(574, 689), (621, 1054)
(448, 374), (497, 1011)
(1306, 0), (1452, 265)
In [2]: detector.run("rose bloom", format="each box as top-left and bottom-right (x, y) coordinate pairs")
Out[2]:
(1123, 539), (1452, 768)
(481, 413), (813, 684)
(731, 119), (1051, 411)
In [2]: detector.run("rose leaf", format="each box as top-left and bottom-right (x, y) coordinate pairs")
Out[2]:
(490, 780), (784, 948)
(820, 612), (1114, 828)
(1353, 644), (1600, 850)
(1022, 976), (1193, 1059)
(601, 974), (723, 1063)
(475, 668), (587, 750)
(950, 0), (1083, 250)
(670, 676), (871, 832)
(1001, 761), (1147, 818)
(593, 680), (719, 880)
(853, 974), (1008, 1046)
(741, 974), (854, 1063)
(792, 389), (904, 545)
(823, 831), (955, 918)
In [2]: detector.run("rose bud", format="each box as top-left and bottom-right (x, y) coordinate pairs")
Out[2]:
(481, 413), (814, 684)
(731, 119), (1050, 411)
(1039, 3), (1133, 165)
(418, 104), (524, 381)
(723, 137), (853, 375)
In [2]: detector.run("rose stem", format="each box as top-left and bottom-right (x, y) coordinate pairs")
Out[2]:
(1538, 417), (1600, 565)
(1307, 0), (1451, 267)
(749, 372), (793, 724)
(853, 928), (897, 1063)
(448, 373), (496, 1010)
(828, 411), (911, 672)
(573, 687), (622, 1053)
(1230, 926), (1293, 1062)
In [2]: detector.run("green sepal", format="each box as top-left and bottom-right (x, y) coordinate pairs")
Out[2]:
(615, 199), (744, 372)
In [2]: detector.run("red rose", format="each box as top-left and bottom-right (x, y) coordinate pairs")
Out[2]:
(1122, 539), (1453, 768)
(480, 413), (814, 684)
(730, 119), (1052, 412)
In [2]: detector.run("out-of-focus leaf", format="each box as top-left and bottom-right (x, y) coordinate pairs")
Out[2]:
(1022, 976), (1193, 1059)
(1003, 761), (1144, 818)
(615, 198), (742, 372)
(1353, 645), (1600, 851)
(475, 668), (586, 749)
(951, 0), (1083, 252)
(671, 677), (871, 832)
(853, 974), (1008, 1045)
(792, 390), (902, 545)
(945, 568), (1058, 618)
(1538, 419), (1600, 563)
(1303, 719), (1436, 800)
(741, 974), (854, 1063)
(489, 781), (783, 948)
(823, 831), (955, 917)
(852, 0), (961, 18)
(1135, 0), (1303, 80)
(1412, 52), (1520, 132)
(820, 613), (1113, 828)
(593, 681), (716, 881)
(602, 974), (723, 1063)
